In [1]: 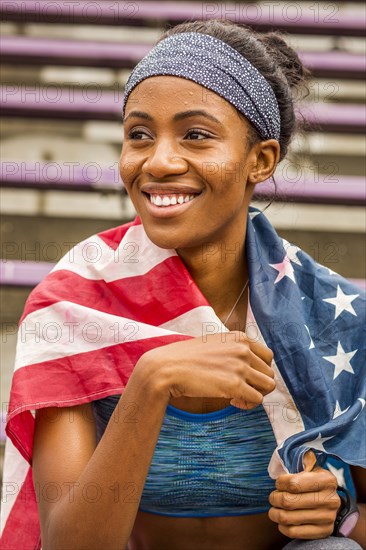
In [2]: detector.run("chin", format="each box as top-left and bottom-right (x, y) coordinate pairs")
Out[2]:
(143, 227), (180, 250)
(143, 225), (196, 251)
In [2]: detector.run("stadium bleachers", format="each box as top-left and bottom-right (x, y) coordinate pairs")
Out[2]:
(1, 1), (365, 36)
(2, 36), (365, 80)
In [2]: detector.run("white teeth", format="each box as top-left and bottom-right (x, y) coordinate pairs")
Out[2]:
(149, 194), (197, 207)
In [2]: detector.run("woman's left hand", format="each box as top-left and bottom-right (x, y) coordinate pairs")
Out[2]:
(268, 450), (341, 539)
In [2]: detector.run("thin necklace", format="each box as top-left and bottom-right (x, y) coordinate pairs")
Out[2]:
(222, 279), (249, 326)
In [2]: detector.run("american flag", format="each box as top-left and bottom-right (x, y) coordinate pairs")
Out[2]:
(1, 208), (365, 549)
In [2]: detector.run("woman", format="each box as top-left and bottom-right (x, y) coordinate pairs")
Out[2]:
(2, 20), (365, 550)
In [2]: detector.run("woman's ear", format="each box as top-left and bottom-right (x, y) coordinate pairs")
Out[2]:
(247, 139), (280, 185)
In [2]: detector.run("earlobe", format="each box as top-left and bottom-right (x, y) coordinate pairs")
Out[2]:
(247, 139), (280, 185)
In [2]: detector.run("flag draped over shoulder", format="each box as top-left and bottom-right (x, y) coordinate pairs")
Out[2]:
(1, 207), (365, 549)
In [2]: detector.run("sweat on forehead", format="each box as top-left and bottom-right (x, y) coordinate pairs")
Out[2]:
(122, 32), (280, 141)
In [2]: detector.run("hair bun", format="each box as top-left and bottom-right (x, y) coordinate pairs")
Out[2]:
(260, 32), (310, 90)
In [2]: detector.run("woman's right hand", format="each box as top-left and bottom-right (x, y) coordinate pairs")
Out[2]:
(138, 331), (276, 409)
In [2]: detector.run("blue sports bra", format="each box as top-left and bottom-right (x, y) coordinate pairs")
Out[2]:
(92, 396), (277, 518)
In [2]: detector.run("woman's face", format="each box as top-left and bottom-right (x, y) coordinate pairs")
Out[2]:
(120, 76), (261, 251)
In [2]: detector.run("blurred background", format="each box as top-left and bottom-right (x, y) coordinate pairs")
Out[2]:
(0, 1), (365, 475)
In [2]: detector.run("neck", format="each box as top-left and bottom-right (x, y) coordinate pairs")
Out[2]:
(176, 238), (248, 321)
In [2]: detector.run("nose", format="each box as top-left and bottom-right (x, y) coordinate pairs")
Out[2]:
(141, 139), (188, 178)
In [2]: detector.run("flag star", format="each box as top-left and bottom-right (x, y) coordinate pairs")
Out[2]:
(326, 463), (346, 488)
(333, 400), (350, 419)
(305, 433), (334, 452)
(304, 325), (315, 349)
(323, 341), (357, 380)
(326, 267), (338, 276)
(323, 285), (359, 319)
(269, 256), (296, 284)
(282, 238), (302, 266)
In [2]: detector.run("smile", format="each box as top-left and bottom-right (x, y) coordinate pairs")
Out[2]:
(149, 194), (196, 207)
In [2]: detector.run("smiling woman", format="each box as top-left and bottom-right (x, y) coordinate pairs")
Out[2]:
(2, 19), (365, 550)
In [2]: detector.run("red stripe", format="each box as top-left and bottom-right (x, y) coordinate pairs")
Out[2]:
(20, 256), (209, 325)
(7, 333), (191, 460)
(97, 217), (139, 249)
(1, 468), (41, 550)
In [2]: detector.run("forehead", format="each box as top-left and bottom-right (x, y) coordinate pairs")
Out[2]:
(125, 75), (239, 119)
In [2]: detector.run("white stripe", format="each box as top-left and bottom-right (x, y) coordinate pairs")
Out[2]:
(15, 301), (182, 370)
(160, 306), (226, 337)
(52, 225), (176, 281)
(0, 437), (29, 534)
(246, 303), (306, 478)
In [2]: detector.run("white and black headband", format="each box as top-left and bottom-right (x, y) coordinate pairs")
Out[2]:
(122, 32), (281, 141)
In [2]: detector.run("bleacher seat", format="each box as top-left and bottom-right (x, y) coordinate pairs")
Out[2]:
(2, 36), (365, 80)
(1, 1), (364, 36)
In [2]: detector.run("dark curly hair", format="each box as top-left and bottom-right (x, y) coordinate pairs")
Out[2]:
(158, 19), (311, 162)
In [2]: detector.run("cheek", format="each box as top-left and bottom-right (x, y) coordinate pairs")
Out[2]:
(220, 161), (243, 187)
(119, 152), (140, 186)
(203, 145), (248, 186)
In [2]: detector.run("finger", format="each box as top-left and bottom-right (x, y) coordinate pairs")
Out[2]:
(248, 339), (274, 365)
(277, 522), (334, 540)
(228, 332), (274, 379)
(246, 351), (275, 380)
(234, 383), (266, 405)
(303, 450), (317, 472)
(268, 506), (337, 527)
(231, 331), (274, 366)
(275, 469), (338, 493)
(269, 489), (340, 511)
(230, 398), (259, 410)
(244, 360), (276, 394)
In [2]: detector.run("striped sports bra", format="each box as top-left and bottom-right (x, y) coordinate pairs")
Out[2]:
(92, 396), (277, 518)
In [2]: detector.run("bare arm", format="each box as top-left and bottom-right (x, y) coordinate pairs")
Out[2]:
(33, 358), (170, 550)
(33, 331), (275, 549)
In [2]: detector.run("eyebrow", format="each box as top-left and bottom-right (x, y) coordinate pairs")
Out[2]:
(123, 110), (152, 123)
(174, 110), (223, 126)
(123, 109), (223, 126)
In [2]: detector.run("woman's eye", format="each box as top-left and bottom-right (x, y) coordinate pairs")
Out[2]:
(127, 130), (151, 140)
(186, 129), (212, 140)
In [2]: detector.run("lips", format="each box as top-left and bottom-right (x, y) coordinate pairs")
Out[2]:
(140, 187), (202, 218)
(140, 182), (202, 195)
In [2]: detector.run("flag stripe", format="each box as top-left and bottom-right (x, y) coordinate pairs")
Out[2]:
(16, 300), (195, 370)
(8, 333), (191, 420)
(52, 225), (176, 281)
(1, 437), (30, 532)
(1, 467), (41, 550)
(20, 256), (209, 326)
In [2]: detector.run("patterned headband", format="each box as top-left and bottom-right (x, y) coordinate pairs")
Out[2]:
(122, 32), (281, 141)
